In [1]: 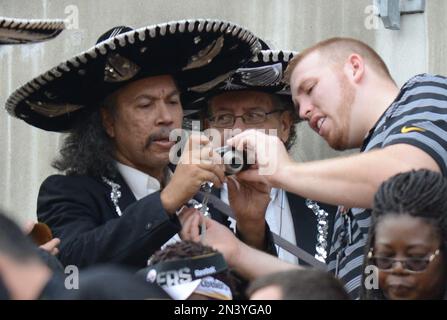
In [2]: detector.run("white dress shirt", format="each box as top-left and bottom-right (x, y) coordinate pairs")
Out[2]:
(220, 183), (299, 265)
(116, 162), (181, 252)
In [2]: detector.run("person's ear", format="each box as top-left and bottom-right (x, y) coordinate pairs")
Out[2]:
(100, 107), (116, 138)
(278, 111), (293, 144)
(346, 53), (365, 84)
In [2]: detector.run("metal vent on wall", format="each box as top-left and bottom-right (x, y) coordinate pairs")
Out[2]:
(374, 0), (425, 30)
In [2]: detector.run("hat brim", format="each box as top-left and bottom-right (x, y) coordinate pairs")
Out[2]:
(0, 17), (64, 44)
(6, 19), (261, 132)
(182, 50), (297, 113)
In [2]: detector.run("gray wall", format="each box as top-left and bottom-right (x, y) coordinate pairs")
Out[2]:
(1, 0), (446, 224)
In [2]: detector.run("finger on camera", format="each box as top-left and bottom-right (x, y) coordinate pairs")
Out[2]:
(227, 129), (254, 147)
(189, 133), (210, 149)
(236, 169), (263, 184)
(199, 145), (213, 160)
(210, 149), (225, 165)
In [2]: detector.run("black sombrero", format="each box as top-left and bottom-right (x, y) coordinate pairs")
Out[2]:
(182, 49), (297, 112)
(0, 16), (65, 45)
(5, 19), (261, 132)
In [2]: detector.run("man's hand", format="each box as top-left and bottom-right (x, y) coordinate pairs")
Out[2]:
(39, 238), (61, 256)
(182, 211), (299, 280)
(227, 129), (293, 187)
(178, 207), (202, 240)
(226, 175), (271, 249)
(23, 221), (60, 256)
(161, 134), (226, 214)
(180, 211), (242, 268)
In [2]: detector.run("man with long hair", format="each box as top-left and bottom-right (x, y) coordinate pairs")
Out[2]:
(6, 21), (260, 270)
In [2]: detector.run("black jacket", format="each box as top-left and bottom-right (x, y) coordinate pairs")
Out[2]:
(209, 189), (336, 265)
(37, 174), (228, 270)
(37, 175), (275, 270)
(286, 192), (335, 264)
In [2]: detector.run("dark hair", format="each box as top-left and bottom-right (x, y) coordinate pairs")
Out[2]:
(201, 91), (299, 150)
(52, 104), (118, 178)
(247, 268), (350, 300)
(149, 240), (216, 263)
(149, 241), (243, 299)
(361, 169), (447, 300)
(0, 211), (40, 262)
(270, 94), (300, 150)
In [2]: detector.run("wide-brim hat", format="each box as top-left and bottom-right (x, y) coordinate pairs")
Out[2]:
(181, 49), (297, 113)
(5, 19), (261, 132)
(0, 16), (65, 44)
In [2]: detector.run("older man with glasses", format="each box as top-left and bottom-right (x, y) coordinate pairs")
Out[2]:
(183, 50), (336, 265)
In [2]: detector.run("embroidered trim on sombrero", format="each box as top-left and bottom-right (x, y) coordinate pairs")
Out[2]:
(181, 50), (297, 111)
(0, 16), (65, 44)
(5, 19), (261, 132)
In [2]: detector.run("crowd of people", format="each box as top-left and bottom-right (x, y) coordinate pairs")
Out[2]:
(1, 14), (447, 300)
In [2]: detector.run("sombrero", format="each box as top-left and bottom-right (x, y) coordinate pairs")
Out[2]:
(5, 19), (261, 131)
(181, 49), (297, 115)
(0, 16), (65, 44)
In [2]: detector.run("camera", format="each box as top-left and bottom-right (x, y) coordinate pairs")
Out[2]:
(214, 145), (250, 175)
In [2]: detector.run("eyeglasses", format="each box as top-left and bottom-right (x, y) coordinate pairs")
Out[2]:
(368, 249), (440, 273)
(208, 109), (284, 128)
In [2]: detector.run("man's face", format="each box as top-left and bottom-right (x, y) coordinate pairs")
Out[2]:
(205, 90), (293, 147)
(101, 75), (183, 174)
(290, 52), (355, 150)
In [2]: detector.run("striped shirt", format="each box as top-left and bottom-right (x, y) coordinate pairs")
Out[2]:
(327, 74), (447, 299)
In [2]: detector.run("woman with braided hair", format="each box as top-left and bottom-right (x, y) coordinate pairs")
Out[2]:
(361, 169), (447, 300)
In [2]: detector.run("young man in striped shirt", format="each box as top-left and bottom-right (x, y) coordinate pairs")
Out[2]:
(195, 37), (447, 299)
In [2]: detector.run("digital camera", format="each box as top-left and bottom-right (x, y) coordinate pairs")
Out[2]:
(214, 145), (250, 175)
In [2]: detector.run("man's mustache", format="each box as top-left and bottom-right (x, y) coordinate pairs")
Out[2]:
(144, 127), (173, 149)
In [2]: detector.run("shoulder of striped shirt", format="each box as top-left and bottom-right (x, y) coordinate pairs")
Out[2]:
(386, 76), (447, 119)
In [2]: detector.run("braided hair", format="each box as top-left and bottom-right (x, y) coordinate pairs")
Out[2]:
(361, 169), (447, 299)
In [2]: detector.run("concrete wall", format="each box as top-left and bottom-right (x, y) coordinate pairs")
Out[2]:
(1, 0), (446, 224)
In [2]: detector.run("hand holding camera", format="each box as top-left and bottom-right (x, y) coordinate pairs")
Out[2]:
(161, 134), (226, 214)
(214, 145), (250, 176)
